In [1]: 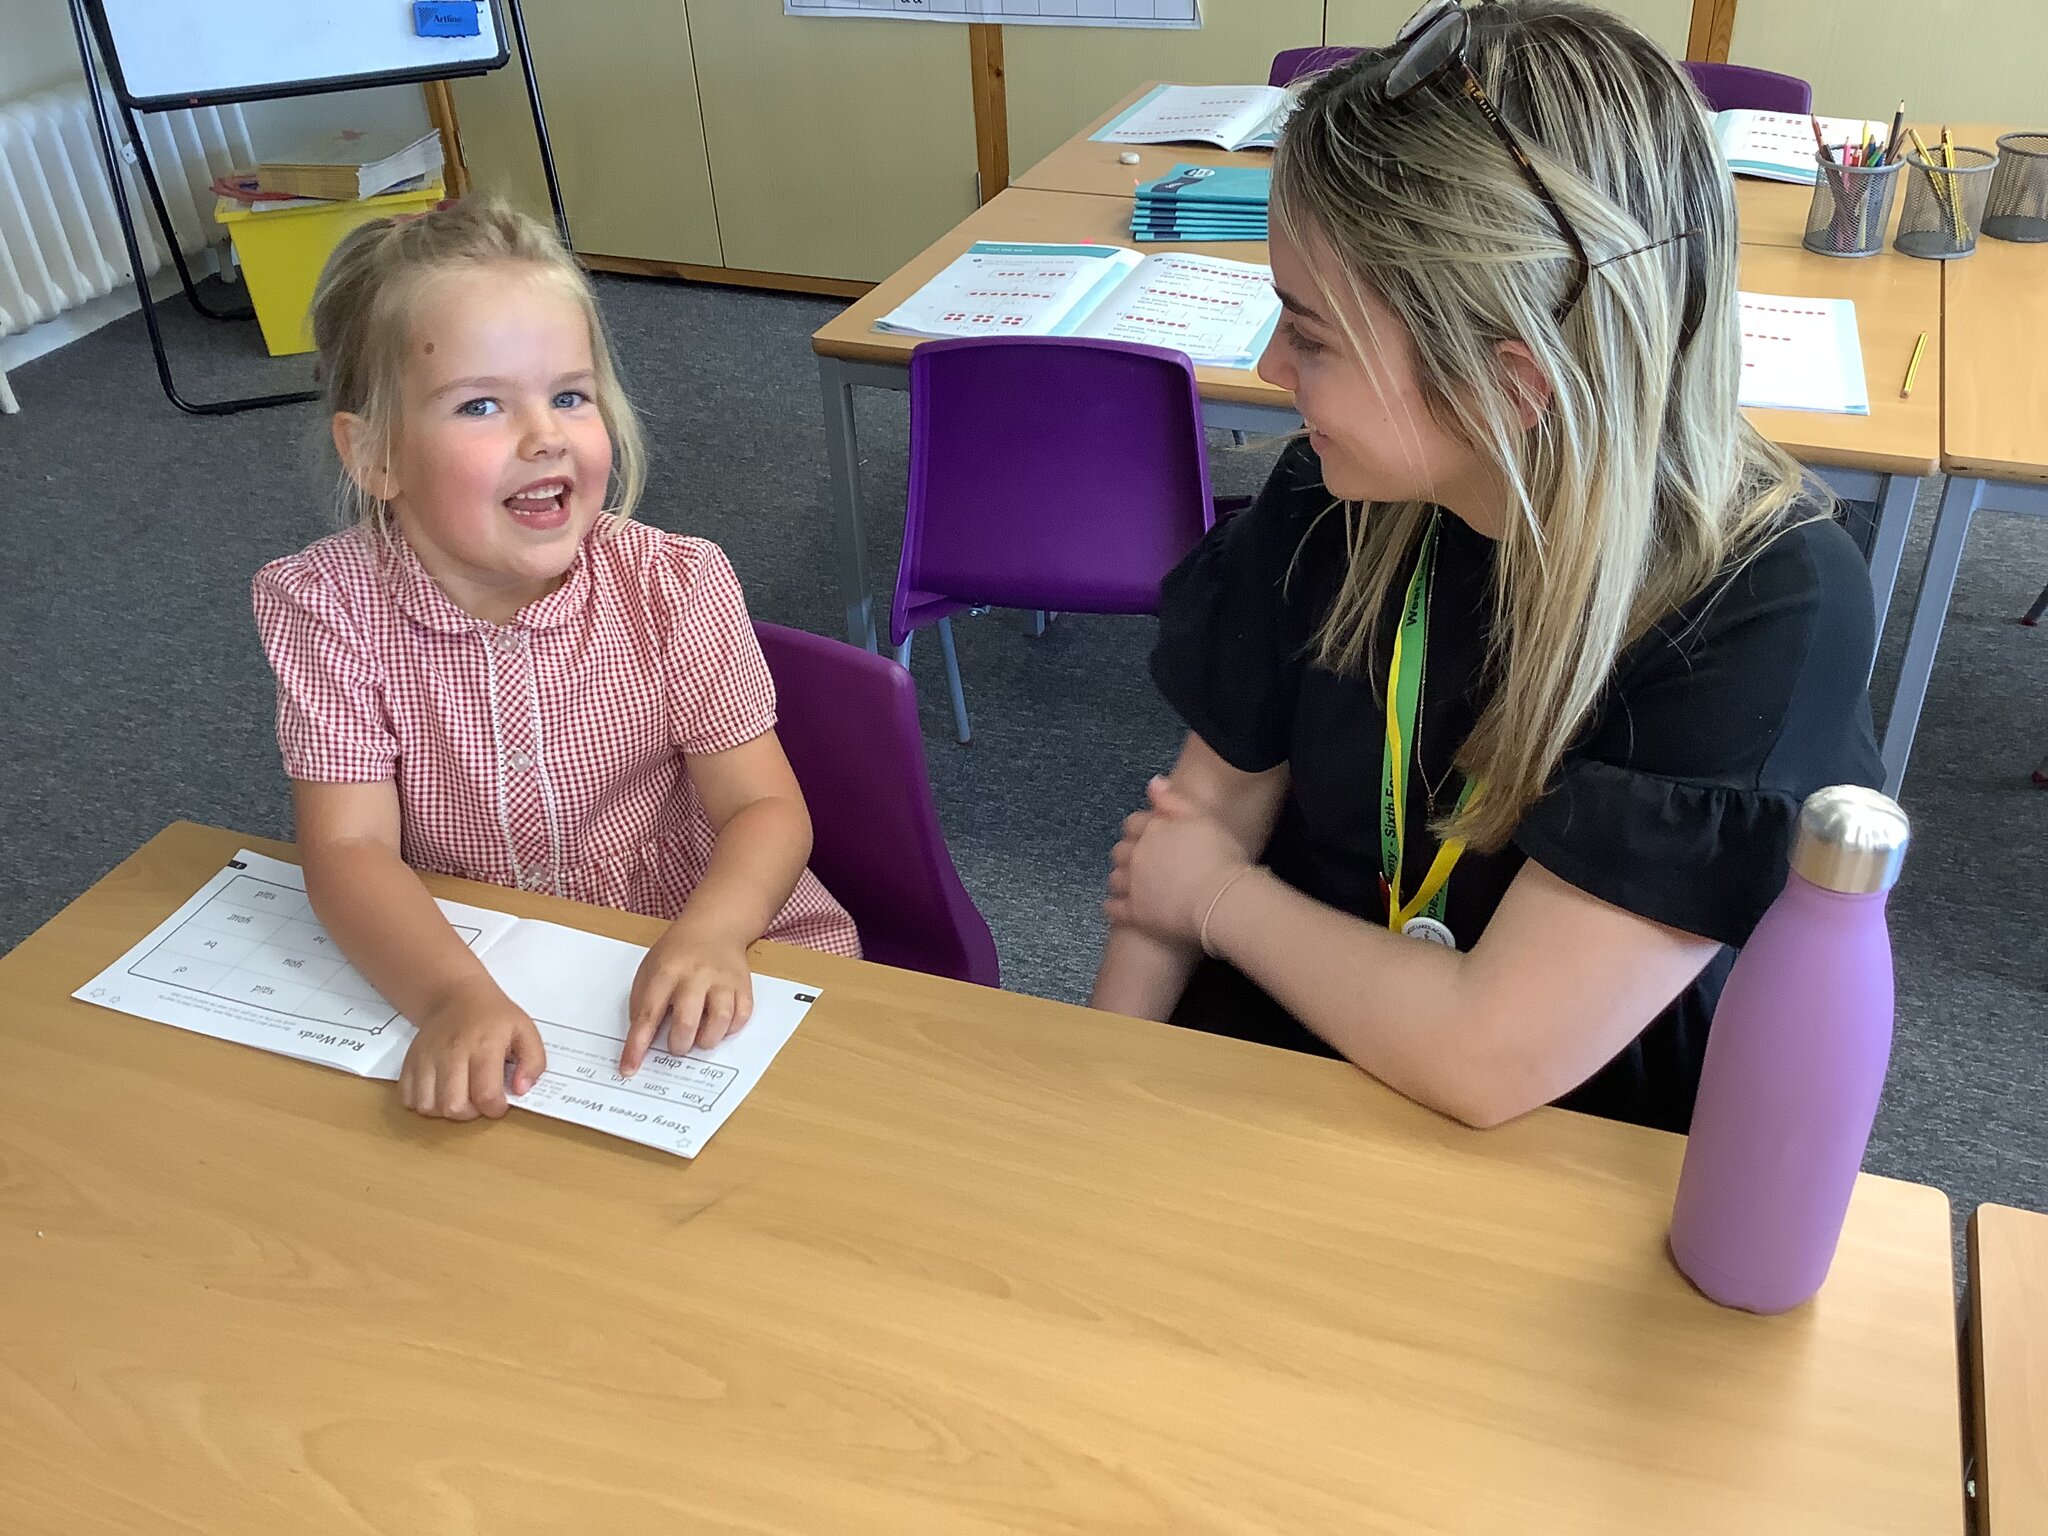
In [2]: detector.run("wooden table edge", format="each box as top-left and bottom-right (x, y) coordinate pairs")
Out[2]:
(1938, 457), (2048, 485)
(1967, 1206), (1991, 1529)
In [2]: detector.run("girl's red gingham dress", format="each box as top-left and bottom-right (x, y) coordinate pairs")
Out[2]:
(252, 518), (860, 958)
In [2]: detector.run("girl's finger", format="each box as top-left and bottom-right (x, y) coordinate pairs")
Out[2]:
(666, 978), (712, 1056)
(469, 1047), (510, 1119)
(509, 1019), (547, 1096)
(619, 989), (673, 1074)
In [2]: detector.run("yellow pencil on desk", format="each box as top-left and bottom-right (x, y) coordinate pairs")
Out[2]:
(1900, 331), (1928, 399)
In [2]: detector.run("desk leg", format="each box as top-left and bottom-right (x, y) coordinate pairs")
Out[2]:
(1865, 474), (1920, 649)
(818, 357), (877, 652)
(1879, 475), (1982, 797)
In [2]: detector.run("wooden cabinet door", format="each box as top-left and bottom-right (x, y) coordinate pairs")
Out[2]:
(687, 8), (980, 282)
(450, 0), (721, 267)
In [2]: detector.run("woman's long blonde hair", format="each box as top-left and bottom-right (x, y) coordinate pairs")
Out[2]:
(1275, 0), (1808, 851)
(309, 193), (647, 536)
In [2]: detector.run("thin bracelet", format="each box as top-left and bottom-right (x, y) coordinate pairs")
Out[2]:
(1198, 866), (1257, 959)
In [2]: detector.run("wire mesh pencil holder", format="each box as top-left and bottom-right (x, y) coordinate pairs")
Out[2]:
(1983, 132), (2048, 243)
(1895, 145), (1998, 260)
(1802, 157), (1903, 257)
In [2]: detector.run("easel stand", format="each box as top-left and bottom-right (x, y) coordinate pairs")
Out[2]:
(66, 0), (569, 417)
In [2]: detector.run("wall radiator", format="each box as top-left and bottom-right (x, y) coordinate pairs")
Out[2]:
(0, 85), (253, 412)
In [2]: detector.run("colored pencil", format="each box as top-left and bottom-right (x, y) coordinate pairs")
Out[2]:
(1900, 331), (1928, 399)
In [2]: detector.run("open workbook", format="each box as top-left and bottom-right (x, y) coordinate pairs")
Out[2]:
(73, 850), (820, 1159)
(1712, 110), (1888, 184)
(876, 241), (1281, 368)
(1090, 84), (1295, 151)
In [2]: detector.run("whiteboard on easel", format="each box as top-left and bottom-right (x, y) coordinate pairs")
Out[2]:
(85, 0), (511, 110)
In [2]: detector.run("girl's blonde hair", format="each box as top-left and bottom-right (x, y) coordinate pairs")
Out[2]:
(309, 193), (646, 535)
(1275, 0), (1809, 852)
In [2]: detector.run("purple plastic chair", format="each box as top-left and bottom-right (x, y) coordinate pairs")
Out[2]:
(892, 336), (1218, 744)
(1682, 61), (1812, 114)
(1269, 45), (1364, 87)
(753, 621), (1000, 987)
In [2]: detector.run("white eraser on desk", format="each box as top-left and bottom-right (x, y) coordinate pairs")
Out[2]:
(1119, 151), (1141, 165)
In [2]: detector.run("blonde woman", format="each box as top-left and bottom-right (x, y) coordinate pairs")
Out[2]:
(1092, 0), (1882, 1132)
(252, 197), (856, 1123)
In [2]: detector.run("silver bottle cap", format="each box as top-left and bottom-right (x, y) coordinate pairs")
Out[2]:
(1790, 785), (1911, 895)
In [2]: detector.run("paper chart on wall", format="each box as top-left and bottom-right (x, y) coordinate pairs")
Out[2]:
(784, 0), (1199, 29)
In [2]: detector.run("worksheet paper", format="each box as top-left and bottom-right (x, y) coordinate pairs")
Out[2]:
(785, 0), (1199, 28)
(73, 850), (820, 1158)
(1736, 293), (1871, 415)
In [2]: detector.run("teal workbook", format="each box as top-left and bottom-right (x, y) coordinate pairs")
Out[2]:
(1135, 164), (1273, 208)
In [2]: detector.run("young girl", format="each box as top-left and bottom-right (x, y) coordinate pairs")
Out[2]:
(253, 196), (859, 1124)
(1093, 0), (1883, 1132)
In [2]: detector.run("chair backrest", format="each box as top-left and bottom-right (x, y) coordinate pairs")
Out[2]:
(753, 621), (1000, 988)
(1269, 45), (1363, 86)
(1681, 61), (1812, 115)
(893, 336), (1216, 643)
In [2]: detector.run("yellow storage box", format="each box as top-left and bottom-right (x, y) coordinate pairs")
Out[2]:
(213, 181), (446, 357)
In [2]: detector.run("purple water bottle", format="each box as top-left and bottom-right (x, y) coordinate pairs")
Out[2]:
(1669, 785), (1912, 1313)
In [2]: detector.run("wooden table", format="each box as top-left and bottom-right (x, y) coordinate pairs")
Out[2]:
(1880, 231), (2048, 792)
(1968, 1205), (2048, 1534)
(1, 823), (1969, 1534)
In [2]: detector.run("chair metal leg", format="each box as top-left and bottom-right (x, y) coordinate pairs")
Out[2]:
(936, 617), (971, 744)
(2023, 583), (2048, 627)
(1029, 610), (1049, 637)
(892, 634), (912, 667)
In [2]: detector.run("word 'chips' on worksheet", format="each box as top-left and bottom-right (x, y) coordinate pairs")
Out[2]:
(73, 850), (821, 1158)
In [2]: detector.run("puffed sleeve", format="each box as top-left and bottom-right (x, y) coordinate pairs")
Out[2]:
(647, 535), (778, 757)
(1149, 441), (1336, 772)
(251, 554), (399, 782)
(1513, 515), (1884, 946)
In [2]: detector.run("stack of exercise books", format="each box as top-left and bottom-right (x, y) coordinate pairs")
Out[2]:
(1133, 163), (1270, 243)
(211, 128), (446, 207)
(874, 241), (1281, 369)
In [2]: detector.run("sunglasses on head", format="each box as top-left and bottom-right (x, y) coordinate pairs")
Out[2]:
(1365, 0), (1700, 332)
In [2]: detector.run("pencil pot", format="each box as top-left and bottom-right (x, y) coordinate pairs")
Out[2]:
(1801, 158), (1903, 258)
(1983, 132), (2048, 243)
(1894, 145), (1997, 259)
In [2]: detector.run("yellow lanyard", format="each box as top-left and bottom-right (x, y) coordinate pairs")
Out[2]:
(1380, 516), (1479, 932)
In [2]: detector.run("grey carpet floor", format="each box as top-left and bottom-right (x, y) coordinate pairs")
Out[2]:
(2, 271), (2041, 1272)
